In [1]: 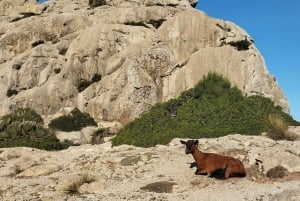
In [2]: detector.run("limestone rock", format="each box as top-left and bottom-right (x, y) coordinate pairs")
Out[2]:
(80, 126), (100, 144)
(287, 126), (300, 139)
(17, 164), (61, 178)
(55, 131), (82, 145)
(1, 135), (300, 200)
(80, 125), (116, 144)
(79, 180), (108, 194)
(0, 0), (46, 17)
(0, 0), (289, 128)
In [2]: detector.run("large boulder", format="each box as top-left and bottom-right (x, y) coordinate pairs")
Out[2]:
(0, 0), (289, 127)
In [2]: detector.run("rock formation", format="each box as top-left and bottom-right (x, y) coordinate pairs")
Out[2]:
(0, 0), (289, 127)
(0, 2), (298, 200)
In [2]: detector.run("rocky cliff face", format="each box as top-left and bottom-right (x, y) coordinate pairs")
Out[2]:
(0, 0), (289, 127)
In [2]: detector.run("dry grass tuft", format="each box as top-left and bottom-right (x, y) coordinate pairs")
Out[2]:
(64, 173), (96, 195)
(267, 114), (296, 141)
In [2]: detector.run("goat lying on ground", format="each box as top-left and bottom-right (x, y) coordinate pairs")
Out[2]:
(180, 139), (246, 179)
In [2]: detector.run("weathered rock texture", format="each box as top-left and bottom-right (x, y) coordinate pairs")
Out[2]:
(0, 134), (300, 200)
(0, 0), (289, 126)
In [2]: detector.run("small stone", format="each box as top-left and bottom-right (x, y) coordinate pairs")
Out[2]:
(266, 166), (288, 178)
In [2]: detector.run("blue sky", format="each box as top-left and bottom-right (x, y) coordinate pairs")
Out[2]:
(196, 1), (300, 122)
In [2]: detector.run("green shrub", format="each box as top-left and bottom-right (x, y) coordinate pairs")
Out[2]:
(0, 107), (43, 129)
(112, 72), (299, 147)
(0, 108), (70, 150)
(88, 0), (106, 8)
(48, 108), (97, 132)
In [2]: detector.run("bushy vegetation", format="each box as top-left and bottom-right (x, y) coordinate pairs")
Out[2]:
(112, 73), (299, 147)
(0, 108), (70, 150)
(266, 114), (288, 140)
(49, 108), (97, 132)
(88, 0), (106, 8)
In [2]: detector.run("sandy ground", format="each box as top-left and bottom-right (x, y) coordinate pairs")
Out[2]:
(0, 134), (300, 201)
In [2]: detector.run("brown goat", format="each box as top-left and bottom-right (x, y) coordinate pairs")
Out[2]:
(180, 140), (246, 179)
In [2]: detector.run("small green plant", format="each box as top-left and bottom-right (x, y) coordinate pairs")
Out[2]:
(228, 40), (251, 51)
(48, 108), (97, 132)
(88, 0), (106, 8)
(0, 107), (69, 150)
(112, 72), (299, 147)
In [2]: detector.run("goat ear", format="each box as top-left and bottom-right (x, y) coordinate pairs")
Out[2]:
(194, 140), (199, 146)
(180, 140), (186, 145)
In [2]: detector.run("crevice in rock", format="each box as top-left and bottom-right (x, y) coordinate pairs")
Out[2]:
(91, 74), (102, 82)
(216, 23), (231, 32)
(166, 3), (178, 7)
(41, 6), (49, 12)
(58, 47), (68, 55)
(77, 73), (102, 92)
(10, 12), (40, 23)
(54, 68), (61, 74)
(285, 149), (300, 157)
(148, 19), (166, 29)
(124, 21), (149, 29)
(161, 59), (189, 78)
(124, 19), (166, 29)
(31, 40), (45, 48)
(145, 2), (178, 8)
(156, 3), (178, 7)
(12, 63), (23, 70)
(6, 89), (19, 97)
